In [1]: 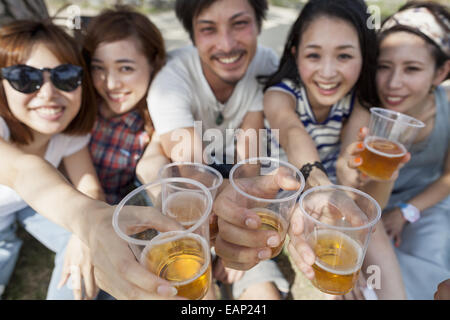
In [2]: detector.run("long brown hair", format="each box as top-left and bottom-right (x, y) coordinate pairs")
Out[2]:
(83, 5), (166, 137)
(0, 20), (96, 145)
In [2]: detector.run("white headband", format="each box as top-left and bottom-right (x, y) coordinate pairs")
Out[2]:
(381, 7), (450, 57)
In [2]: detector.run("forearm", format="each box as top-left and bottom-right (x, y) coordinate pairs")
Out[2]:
(363, 221), (406, 299)
(236, 111), (264, 162)
(407, 174), (450, 211)
(74, 176), (105, 202)
(136, 154), (169, 184)
(285, 127), (332, 188)
(161, 127), (203, 163)
(63, 147), (106, 202)
(13, 153), (109, 243)
(361, 180), (395, 210)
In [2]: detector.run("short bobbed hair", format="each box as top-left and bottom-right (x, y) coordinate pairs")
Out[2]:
(0, 20), (96, 145)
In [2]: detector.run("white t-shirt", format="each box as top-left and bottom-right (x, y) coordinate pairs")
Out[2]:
(147, 45), (279, 164)
(0, 116), (90, 230)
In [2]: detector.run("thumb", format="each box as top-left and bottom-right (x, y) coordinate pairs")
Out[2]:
(274, 166), (303, 191)
(254, 166), (302, 199)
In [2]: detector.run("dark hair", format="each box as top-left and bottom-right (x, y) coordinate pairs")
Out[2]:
(0, 20), (96, 145)
(175, 0), (268, 42)
(262, 0), (379, 109)
(83, 5), (166, 136)
(379, 1), (449, 79)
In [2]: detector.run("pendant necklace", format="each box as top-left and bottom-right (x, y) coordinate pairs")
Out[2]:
(216, 112), (224, 125)
(215, 100), (225, 125)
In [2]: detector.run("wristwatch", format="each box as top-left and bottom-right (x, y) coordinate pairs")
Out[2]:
(398, 203), (420, 223)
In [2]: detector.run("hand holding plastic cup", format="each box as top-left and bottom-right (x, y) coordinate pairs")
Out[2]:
(112, 178), (213, 300)
(358, 108), (424, 180)
(299, 185), (381, 295)
(229, 157), (305, 258)
(158, 162), (223, 241)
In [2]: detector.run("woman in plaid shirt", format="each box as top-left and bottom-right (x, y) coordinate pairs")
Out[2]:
(84, 6), (168, 205)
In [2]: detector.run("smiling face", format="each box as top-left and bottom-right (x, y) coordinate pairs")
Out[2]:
(376, 31), (445, 117)
(192, 0), (260, 90)
(90, 37), (152, 118)
(295, 16), (362, 111)
(2, 43), (82, 137)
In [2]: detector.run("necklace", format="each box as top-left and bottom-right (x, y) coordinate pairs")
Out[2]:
(215, 112), (224, 125)
(214, 99), (225, 125)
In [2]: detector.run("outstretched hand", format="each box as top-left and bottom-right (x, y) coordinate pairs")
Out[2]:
(86, 205), (185, 300)
(287, 205), (316, 280)
(337, 127), (410, 187)
(213, 168), (301, 270)
(58, 234), (98, 300)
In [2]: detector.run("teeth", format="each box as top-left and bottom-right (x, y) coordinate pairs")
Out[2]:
(218, 55), (240, 64)
(108, 93), (127, 100)
(36, 107), (63, 115)
(386, 96), (403, 102)
(317, 83), (338, 90)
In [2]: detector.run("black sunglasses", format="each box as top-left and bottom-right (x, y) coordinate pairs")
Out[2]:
(1, 64), (83, 94)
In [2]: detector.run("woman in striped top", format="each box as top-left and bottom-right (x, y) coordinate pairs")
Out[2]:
(262, 0), (379, 187)
(262, 0), (408, 299)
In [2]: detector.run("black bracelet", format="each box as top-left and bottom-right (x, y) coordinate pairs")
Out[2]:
(300, 161), (327, 181)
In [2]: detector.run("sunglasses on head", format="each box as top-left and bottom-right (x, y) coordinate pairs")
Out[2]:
(1, 64), (83, 94)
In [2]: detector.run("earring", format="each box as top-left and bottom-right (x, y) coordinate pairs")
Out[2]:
(429, 84), (436, 94)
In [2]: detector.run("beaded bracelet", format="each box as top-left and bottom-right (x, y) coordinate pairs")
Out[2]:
(300, 161), (327, 181)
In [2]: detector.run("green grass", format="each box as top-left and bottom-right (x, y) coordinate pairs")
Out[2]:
(2, 226), (54, 300)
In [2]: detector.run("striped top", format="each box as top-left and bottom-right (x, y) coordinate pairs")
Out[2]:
(266, 79), (355, 181)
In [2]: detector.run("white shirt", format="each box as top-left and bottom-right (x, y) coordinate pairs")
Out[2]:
(0, 116), (90, 230)
(147, 45), (279, 164)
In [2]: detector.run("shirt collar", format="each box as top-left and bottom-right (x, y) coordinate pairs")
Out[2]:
(99, 109), (143, 132)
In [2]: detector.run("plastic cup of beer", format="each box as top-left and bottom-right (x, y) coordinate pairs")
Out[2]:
(299, 185), (381, 295)
(229, 157), (305, 258)
(358, 107), (424, 180)
(159, 162), (223, 241)
(112, 177), (213, 300)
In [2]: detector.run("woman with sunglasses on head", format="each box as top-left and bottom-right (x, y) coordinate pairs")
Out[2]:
(83, 6), (168, 206)
(0, 20), (105, 300)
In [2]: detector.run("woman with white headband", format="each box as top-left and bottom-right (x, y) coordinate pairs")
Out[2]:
(376, 1), (450, 300)
(343, 1), (449, 299)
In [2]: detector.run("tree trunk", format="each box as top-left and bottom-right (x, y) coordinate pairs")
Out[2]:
(0, 0), (49, 26)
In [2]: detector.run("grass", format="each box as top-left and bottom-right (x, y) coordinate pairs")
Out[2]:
(2, 226), (54, 300)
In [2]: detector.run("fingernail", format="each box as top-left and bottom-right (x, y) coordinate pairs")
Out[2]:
(157, 285), (177, 297)
(359, 127), (364, 134)
(355, 157), (362, 165)
(357, 142), (364, 150)
(258, 249), (271, 260)
(267, 235), (280, 247)
(245, 218), (258, 229)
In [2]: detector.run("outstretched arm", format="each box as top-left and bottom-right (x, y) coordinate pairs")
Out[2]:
(264, 90), (331, 189)
(0, 137), (180, 299)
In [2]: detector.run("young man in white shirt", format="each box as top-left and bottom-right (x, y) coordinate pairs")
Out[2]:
(147, 0), (288, 299)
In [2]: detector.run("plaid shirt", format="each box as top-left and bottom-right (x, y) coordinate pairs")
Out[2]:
(89, 110), (149, 204)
